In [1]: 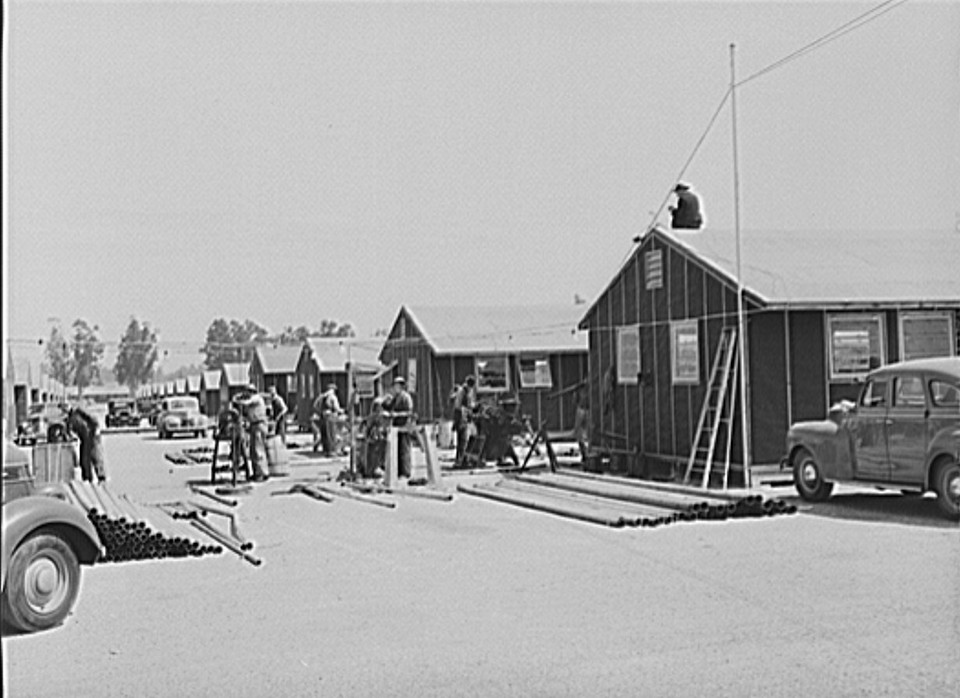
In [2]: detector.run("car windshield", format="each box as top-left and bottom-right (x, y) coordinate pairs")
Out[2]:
(169, 399), (198, 411)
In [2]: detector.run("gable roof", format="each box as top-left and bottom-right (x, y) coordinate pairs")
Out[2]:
(221, 362), (249, 387)
(201, 371), (221, 390)
(402, 304), (588, 355)
(664, 227), (960, 306)
(302, 339), (384, 372)
(253, 345), (302, 374)
(583, 227), (960, 325)
(186, 375), (201, 392)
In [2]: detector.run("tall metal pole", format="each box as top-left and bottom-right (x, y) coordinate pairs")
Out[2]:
(730, 43), (751, 487)
(347, 340), (356, 478)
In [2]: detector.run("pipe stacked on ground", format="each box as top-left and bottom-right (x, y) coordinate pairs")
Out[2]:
(64, 481), (222, 563)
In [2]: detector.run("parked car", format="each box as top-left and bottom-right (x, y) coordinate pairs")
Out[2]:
(156, 396), (209, 439)
(15, 404), (67, 447)
(2, 438), (102, 633)
(784, 357), (960, 520)
(105, 398), (140, 429)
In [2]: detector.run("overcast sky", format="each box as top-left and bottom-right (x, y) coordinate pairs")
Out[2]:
(4, 0), (959, 372)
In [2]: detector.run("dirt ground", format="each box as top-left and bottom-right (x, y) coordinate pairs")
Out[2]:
(3, 433), (958, 697)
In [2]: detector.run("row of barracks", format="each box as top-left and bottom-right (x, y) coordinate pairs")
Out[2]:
(579, 226), (960, 485)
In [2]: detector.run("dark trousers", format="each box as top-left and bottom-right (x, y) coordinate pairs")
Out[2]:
(396, 431), (412, 478)
(321, 415), (337, 456)
(455, 422), (470, 464)
(79, 433), (106, 482)
(274, 418), (287, 445)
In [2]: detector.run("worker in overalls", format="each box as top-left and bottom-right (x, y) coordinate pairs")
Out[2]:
(235, 385), (269, 482)
(64, 402), (107, 483)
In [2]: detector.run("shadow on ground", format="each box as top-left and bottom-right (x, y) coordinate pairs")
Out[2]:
(783, 490), (958, 529)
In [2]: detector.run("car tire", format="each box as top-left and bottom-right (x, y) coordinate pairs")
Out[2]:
(792, 447), (834, 502)
(933, 460), (960, 521)
(1, 530), (81, 633)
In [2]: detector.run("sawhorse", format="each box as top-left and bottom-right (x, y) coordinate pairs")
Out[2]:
(519, 423), (559, 473)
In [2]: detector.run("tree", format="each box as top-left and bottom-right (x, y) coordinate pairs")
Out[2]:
(201, 318), (269, 370)
(318, 320), (355, 338)
(44, 322), (73, 386)
(114, 318), (159, 394)
(70, 319), (105, 392)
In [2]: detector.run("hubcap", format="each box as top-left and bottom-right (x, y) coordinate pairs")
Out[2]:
(947, 472), (960, 502)
(23, 555), (68, 613)
(802, 462), (819, 484)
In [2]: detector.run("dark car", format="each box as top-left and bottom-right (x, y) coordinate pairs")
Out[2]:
(784, 357), (960, 520)
(105, 398), (140, 429)
(1, 438), (102, 633)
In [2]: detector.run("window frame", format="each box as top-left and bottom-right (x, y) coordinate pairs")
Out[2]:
(827, 313), (887, 382)
(858, 377), (889, 408)
(518, 356), (553, 389)
(616, 325), (641, 385)
(670, 319), (700, 386)
(898, 311), (956, 361)
(475, 354), (510, 393)
(892, 374), (925, 409)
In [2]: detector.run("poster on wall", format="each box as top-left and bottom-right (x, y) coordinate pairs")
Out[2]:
(617, 325), (641, 384)
(407, 357), (418, 393)
(671, 320), (700, 384)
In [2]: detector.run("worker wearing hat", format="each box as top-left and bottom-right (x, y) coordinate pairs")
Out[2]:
(318, 382), (343, 457)
(669, 182), (704, 230)
(386, 376), (415, 478)
(235, 384), (269, 482)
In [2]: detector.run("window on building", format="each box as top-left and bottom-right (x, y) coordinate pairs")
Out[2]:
(519, 357), (552, 389)
(670, 320), (699, 385)
(828, 314), (885, 381)
(407, 358), (418, 393)
(617, 325), (641, 385)
(397, 316), (406, 339)
(899, 312), (955, 361)
(645, 249), (663, 290)
(476, 355), (509, 392)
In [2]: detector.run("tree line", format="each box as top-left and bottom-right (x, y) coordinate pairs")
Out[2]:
(43, 317), (354, 396)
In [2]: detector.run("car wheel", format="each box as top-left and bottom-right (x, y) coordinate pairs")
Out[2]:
(1, 530), (81, 633)
(792, 447), (834, 502)
(933, 460), (960, 521)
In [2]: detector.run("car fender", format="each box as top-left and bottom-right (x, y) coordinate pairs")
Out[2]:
(787, 419), (853, 480)
(926, 426), (960, 487)
(1, 495), (102, 593)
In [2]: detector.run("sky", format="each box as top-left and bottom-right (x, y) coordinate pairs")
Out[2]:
(4, 0), (959, 374)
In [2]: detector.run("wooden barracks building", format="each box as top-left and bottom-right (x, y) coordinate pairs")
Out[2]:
(579, 226), (960, 486)
(378, 304), (589, 434)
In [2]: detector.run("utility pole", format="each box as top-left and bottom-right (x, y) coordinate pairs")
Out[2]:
(730, 42), (751, 487)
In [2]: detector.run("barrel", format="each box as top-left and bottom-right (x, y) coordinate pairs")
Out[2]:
(32, 442), (79, 485)
(436, 420), (454, 449)
(264, 435), (289, 476)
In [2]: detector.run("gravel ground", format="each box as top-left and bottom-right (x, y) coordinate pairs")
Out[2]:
(3, 433), (958, 697)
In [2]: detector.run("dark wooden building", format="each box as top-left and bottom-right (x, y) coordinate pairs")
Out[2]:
(378, 305), (589, 434)
(294, 339), (384, 431)
(249, 345), (301, 408)
(200, 370), (222, 417)
(580, 227), (960, 485)
(219, 363), (250, 411)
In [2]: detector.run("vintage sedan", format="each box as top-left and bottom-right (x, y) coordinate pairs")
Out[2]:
(784, 357), (960, 520)
(156, 396), (209, 439)
(2, 438), (102, 632)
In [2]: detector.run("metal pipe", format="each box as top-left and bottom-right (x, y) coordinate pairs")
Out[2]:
(314, 484), (396, 509)
(191, 487), (238, 508)
(191, 520), (260, 566)
(458, 482), (625, 528)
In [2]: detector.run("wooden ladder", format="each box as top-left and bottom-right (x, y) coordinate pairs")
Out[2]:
(684, 326), (738, 489)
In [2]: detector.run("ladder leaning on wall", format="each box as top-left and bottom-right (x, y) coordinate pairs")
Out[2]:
(684, 326), (739, 489)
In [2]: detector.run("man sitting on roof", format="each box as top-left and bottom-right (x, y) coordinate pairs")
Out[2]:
(669, 182), (704, 230)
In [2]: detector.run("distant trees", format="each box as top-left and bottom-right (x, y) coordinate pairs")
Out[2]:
(114, 318), (159, 394)
(44, 319), (105, 393)
(201, 318), (355, 369)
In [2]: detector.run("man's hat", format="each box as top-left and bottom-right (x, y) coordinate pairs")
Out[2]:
(464, 376), (476, 385)
(674, 182), (690, 192)
(394, 376), (406, 385)
(245, 383), (258, 393)
(327, 382), (337, 390)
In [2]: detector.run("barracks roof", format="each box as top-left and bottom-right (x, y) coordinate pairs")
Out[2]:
(402, 304), (588, 355)
(302, 339), (384, 372)
(253, 345), (301, 374)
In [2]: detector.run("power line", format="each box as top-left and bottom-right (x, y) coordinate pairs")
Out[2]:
(736, 0), (908, 87)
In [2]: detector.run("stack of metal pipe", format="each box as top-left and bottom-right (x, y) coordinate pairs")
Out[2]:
(62, 481), (222, 563)
(457, 471), (796, 528)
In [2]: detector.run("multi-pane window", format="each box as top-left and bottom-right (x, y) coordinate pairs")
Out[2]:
(519, 357), (552, 389)
(670, 320), (699, 385)
(476, 355), (509, 392)
(828, 314), (885, 380)
(899, 312), (955, 361)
